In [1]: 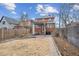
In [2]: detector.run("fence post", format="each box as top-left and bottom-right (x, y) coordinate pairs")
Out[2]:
(2, 28), (4, 40)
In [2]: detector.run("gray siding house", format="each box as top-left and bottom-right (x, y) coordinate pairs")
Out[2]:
(0, 16), (18, 29)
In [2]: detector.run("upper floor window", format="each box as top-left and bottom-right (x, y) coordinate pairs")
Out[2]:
(3, 21), (5, 24)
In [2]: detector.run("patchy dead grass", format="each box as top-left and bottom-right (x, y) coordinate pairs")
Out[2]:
(53, 37), (79, 56)
(0, 38), (50, 56)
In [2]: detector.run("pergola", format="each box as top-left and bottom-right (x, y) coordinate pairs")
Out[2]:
(32, 21), (55, 35)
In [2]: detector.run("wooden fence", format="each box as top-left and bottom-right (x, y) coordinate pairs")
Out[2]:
(0, 28), (31, 41)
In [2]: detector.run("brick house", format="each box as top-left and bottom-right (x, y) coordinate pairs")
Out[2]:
(32, 16), (55, 35)
(14, 19), (33, 35)
(15, 16), (55, 35)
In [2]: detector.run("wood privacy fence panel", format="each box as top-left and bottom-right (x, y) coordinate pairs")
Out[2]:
(4, 29), (15, 40)
(0, 29), (2, 40)
(15, 28), (27, 37)
(0, 28), (30, 41)
(0, 29), (16, 40)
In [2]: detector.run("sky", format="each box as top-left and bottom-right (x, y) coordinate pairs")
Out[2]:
(0, 3), (62, 20)
(0, 3), (79, 28)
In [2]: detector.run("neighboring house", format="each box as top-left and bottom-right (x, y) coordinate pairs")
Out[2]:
(15, 18), (32, 28)
(0, 16), (18, 29)
(32, 16), (55, 35)
(4, 15), (55, 35)
(19, 19), (32, 27)
(15, 19), (33, 34)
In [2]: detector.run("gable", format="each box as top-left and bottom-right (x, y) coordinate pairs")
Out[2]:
(0, 16), (4, 23)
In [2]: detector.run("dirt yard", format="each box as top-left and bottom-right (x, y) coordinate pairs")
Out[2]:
(0, 35), (59, 56)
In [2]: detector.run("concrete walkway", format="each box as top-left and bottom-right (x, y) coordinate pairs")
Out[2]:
(35, 35), (61, 56)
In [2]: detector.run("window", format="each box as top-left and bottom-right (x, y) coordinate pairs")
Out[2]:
(47, 24), (52, 28)
(3, 21), (5, 24)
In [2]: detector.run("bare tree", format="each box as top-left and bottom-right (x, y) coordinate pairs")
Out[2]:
(20, 12), (28, 21)
(59, 3), (73, 38)
(70, 4), (79, 22)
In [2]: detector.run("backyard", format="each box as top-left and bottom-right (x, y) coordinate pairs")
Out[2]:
(0, 35), (59, 56)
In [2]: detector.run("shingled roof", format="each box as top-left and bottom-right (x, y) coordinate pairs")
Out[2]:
(0, 16), (19, 25)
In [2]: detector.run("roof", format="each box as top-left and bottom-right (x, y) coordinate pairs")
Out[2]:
(0, 16), (19, 25)
(0, 16), (4, 23)
(35, 16), (54, 20)
(34, 16), (54, 23)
